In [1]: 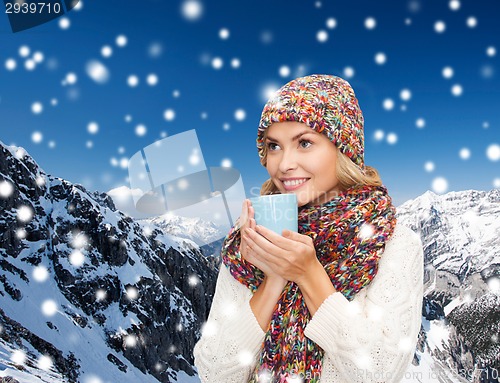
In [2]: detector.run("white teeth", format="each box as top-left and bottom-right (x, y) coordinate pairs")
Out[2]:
(283, 179), (307, 187)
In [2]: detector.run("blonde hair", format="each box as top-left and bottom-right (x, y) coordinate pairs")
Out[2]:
(259, 133), (382, 196)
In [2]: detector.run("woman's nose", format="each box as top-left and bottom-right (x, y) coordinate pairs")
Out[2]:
(278, 149), (298, 173)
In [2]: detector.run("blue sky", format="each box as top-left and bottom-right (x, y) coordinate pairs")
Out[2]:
(0, 0), (499, 207)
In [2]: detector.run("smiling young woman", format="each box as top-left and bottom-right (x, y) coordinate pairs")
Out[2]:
(194, 74), (423, 383)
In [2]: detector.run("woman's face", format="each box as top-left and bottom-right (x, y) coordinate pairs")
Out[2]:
(264, 121), (340, 207)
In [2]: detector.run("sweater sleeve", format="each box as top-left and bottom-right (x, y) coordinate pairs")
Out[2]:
(193, 263), (266, 383)
(304, 224), (424, 383)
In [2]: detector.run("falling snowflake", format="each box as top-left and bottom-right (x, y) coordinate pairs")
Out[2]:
(83, 375), (104, 383)
(486, 46), (496, 57)
(466, 16), (477, 28)
(127, 75), (139, 87)
(0, 180), (14, 198)
(373, 130), (384, 141)
(148, 42), (163, 58)
(424, 161), (435, 172)
(375, 52), (387, 65)
(135, 124), (147, 137)
(326, 17), (337, 29)
(10, 350), (26, 364)
(358, 223), (375, 239)
(223, 123), (230, 131)
(343, 66), (355, 78)
(364, 17), (376, 30)
(163, 108), (175, 121)
(125, 334), (137, 347)
(19, 45), (30, 57)
(41, 299), (58, 316)
(119, 157), (129, 169)
(231, 58), (241, 68)
(212, 57), (223, 70)
(69, 250), (85, 267)
(59, 17), (70, 30)
(101, 45), (113, 58)
(178, 178), (189, 190)
(86, 60), (110, 84)
(87, 122), (99, 134)
(33, 265), (49, 282)
(16, 228), (27, 239)
(451, 84), (463, 96)
(188, 274), (200, 286)
(258, 371), (272, 383)
(126, 286), (139, 300)
(386, 133), (398, 145)
(434, 21), (446, 33)
(116, 34), (128, 47)
(383, 98), (394, 110)
(32, 102), (43, 114)
(221, 158), (232, 168)
(279, 65), (291, 77)
(65, 72), (77, 85)
(17, 205), (33, 222)
(37, 355), (53, 371)
(5, 58), (16, 70)
(147, 73), (158, 86)
(486, 143), (500, 161)
(96, 289), (107, 301)
(432, 177), (448, 194)
(416, 118), (426, 129)
(493, 178), (500, 188)
(235, 109), (246, 121)
(449, 0), (460, 11)
(400, 89), (412, 101)
(459, 148), (471, 160)
(168, 345), (177, 353)
(33, 51), (44, 63)
(219, 28), (230, 39)
(31, 131), (44, 145)
(86, 141), (93, 149)
(487, 276), (499, 292)
(181, 0), (203, 21)
(25, 59), (36, 71)
(442, 66), (454, 79)
(262, 83), (279, 101)
(316, 30), (328, 43)
(189, 149), (201, 165)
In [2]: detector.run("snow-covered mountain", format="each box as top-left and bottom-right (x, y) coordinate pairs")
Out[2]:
(139, 214), (226, 249)
(397, 190), (500, 383)
(0, 141), (218, 383)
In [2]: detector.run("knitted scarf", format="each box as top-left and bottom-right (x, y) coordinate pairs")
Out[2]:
(221, 185), (397, 383)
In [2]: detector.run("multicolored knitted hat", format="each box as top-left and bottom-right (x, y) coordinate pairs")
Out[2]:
(257, 74), (365, 168)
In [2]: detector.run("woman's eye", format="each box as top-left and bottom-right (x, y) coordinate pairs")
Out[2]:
(267, 142), (280, 151)
(299, 140), (312, 148)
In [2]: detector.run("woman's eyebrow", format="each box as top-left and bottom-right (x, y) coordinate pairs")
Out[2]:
(265, 130), (312, 143)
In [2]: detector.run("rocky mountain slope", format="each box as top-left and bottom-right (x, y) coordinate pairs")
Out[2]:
(397, 189), (499, 383)
(0, 141), (218, 383)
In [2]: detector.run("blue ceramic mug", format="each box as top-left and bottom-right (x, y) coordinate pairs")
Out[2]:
(249, 194), (298, 235)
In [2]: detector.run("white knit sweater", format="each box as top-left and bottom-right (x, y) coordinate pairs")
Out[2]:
(194, 223), (424, 383)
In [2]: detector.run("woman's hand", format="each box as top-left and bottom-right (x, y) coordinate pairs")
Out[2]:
(239, 200), (285, 282)
(244, 224), (336, 316)
(242, 224), (320, 285)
